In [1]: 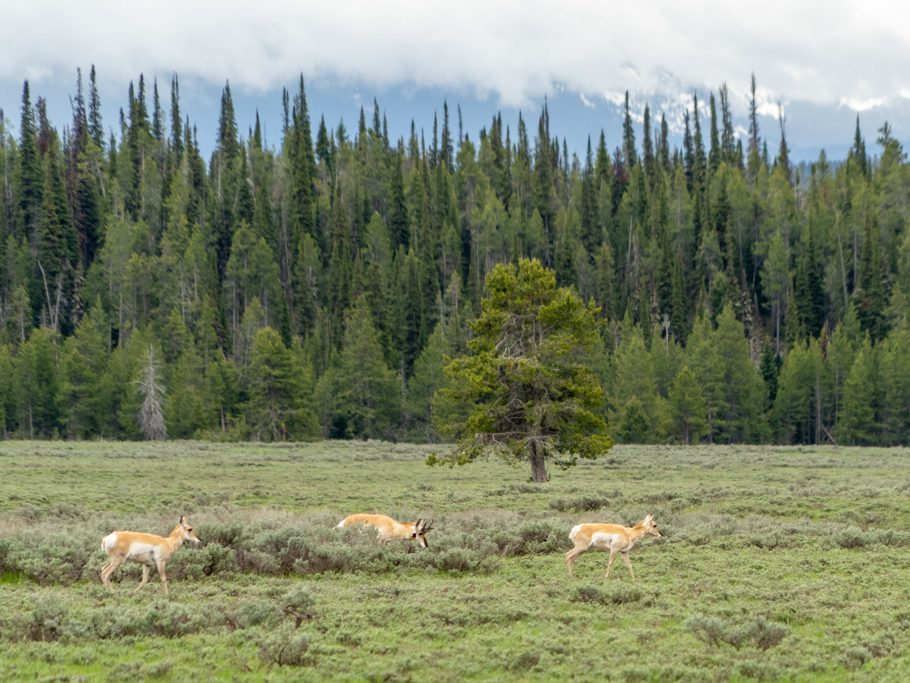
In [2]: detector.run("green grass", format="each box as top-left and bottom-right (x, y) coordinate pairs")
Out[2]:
(1, 441), (910, 681)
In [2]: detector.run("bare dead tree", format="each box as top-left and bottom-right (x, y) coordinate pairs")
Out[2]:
(137, 345), (167, 440)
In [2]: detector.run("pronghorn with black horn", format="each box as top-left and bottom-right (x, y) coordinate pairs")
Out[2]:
(565, 514), (662, 579)
(100, 515), (201, 596)
(336, 514), (433, 551)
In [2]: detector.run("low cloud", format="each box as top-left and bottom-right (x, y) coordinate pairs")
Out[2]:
(2, 0), (909, 109)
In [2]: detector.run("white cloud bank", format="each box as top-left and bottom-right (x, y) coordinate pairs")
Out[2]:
(2, 0), (910, 109)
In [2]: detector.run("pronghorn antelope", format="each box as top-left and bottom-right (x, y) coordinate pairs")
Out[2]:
(100, 515), (201, 596)
(565, 514), (662, 579)
(336, 514), (433, 551)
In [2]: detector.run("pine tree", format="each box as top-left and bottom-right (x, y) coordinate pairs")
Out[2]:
(88, 65), (104, 149)
(245, 326), (317, 441)
(13, 327), (60, 437)
(170, 74), (183, 160)
(686, 306), (766, 442)
(775, 105), (791, 184)
(59, 302), (110, 437)
(747, 73), (762, 179)
(880, 322), (910, 445)
(622, 91), (637, 168)
(608, 324), (667, 442)
(719, 83), (736, 165)
(163, 345), (207, 437)
(642, 105), (655, 182)
(37, 131), (77, 333)
(668, 365), (707, 444)
(388, 143), (409, 249)
(849, 115), (867, 177)
(211, 82), (241, 281)
(331, 296), (401, 439)
(708, 93), (721, 175)
(772, 339), (826, 443)
(406, 323), (449, 440)
(435, 258), (611, 482)
(18, 81), (43, 244)
(837, 340), (881, 444)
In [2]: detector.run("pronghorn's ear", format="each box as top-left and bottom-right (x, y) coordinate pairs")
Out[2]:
(179, 515), (186, 525)
(415, 518), (423, 529)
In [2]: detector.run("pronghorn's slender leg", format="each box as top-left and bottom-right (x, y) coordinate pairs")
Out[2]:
(101, 556), (124, 591)
(621, 551), (635, 580)
(135, 565), (151, 591)
(565, 546), (587, 577)
(156, 558), (169, 597)
(605, 547), (619, 579)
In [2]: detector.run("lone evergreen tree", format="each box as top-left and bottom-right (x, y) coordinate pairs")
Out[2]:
(434, 258), (612, 482)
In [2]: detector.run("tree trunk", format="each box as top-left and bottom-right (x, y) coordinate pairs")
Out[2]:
(529, 440), (549, 483)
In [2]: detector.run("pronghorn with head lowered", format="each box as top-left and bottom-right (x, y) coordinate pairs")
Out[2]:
(100, 515), (201, 596)
(565, 514), (662, 579)
(336, 514), (433, 551)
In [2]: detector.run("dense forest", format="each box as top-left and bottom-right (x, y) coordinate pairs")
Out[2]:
(0, 68), (908, 446)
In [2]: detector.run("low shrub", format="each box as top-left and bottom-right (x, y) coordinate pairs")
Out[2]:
(430, 546), (498, 573)
(835, 527), (866, 549)
(281, 586), (315, 627)
(549, 496), (611, 513)
(750, 616), (789, 651)
(572, 585), (608, 605)
(253, 624), (313, 667)
(687, 614), (746, 648)
(687, 614), (789, 651)
(572, 584), (643, 606)
(27, 594), (68, 642)
(223, 598), (279, 630)
(840, 645), (872, 670)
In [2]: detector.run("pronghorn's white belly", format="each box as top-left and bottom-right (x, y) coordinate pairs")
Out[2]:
(125, 542), (160, 565)
(590, 532), (624, 549)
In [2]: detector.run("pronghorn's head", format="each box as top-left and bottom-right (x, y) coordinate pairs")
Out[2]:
(178, 515), (202, 545)
(410, 518), (434, 548)
(642, 514), (662, 538)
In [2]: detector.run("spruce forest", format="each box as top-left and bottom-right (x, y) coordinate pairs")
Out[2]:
(1, 69), (908, 447)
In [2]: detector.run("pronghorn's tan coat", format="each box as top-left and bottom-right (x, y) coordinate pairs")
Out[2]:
(565, 514), (662, 579)
(100, 516), (201, 596)
(336, 514), (433, 549)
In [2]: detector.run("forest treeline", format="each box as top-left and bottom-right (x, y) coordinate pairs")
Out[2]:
(0, 69), (908, 446)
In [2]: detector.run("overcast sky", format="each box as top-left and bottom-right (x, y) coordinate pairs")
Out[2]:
(2, 0), (909, 111)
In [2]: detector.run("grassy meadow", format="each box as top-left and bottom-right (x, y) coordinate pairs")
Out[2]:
(1, 440), (909, 681)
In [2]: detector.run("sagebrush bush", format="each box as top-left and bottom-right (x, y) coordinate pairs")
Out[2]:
(549, 496), (611, 513)
(686, 614), (747, 648)
(841, 645), (872, 669)
(750, 616), (789, 651)
(686, 614), (789, 651)
(835, 527), (866, 549)
(281, 586), (315, 627)
(223, 598), (279, 630)
(253, 624), (313, 666)
(571, 584), (643, 606)
(572, 585), (608, 605)
(27, 594), (68, 642)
